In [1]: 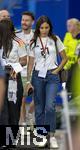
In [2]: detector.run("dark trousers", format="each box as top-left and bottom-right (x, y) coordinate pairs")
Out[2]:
(0, 73), (23, 146)
(8, 73), (23, 125)
(66, 64), (76, 93)
(0, 73), (23, 125)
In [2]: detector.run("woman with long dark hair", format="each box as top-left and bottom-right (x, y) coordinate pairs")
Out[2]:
(0, 19), (27, 125)
(27, 16), (67, 148)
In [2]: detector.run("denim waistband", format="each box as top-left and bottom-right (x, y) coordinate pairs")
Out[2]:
(33, 68), (58, 73)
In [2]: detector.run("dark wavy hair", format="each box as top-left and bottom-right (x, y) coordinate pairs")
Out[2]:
(22, 11), (35, 20)
(0, 19), (15, 57)
(30, 15), (57, 48)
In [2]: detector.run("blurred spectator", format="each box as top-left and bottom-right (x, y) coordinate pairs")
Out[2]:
(71, 36), (80, 108)
(0, 19), (27, 125)
(0, 9), (10, 126)
(0, 10), (10, 20)
(63, 18), (80, 94)
(16, 11), (35, 126)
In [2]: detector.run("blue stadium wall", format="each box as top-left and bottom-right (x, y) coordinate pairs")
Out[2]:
(12, 0), (69, 39)
(0, 0), (79, 40)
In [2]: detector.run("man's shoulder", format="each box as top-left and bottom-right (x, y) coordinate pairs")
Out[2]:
(15, 29), (22, 33)
(15, 30), (23, 37)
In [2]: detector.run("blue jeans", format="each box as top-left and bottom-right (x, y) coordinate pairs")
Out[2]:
(32, 69), (60, 132)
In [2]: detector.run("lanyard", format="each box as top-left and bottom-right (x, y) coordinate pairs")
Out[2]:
(39, 37), (49, 58)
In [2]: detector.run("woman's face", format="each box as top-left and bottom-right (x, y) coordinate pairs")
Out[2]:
(39, 22), (50, 37)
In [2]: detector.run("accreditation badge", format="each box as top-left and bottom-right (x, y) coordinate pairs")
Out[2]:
(38, 66), (47, 78)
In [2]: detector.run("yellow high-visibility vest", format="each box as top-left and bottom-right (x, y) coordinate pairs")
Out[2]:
(63, 32), (80, 70)
(71, 63), (80, 109)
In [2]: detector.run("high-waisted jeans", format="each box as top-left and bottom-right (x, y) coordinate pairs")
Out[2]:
(31, 69), (60, 133)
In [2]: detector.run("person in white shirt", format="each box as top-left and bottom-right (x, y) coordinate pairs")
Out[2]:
(17, 11), (35, 126)
(27, 16), (67, 148)
(0, 10), (12, 129)
(0, 19), (27, 126)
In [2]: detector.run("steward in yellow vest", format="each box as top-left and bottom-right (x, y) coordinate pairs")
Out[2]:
(63, 32), (80, 70)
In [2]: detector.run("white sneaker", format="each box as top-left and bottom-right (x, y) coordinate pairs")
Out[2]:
(50, 136), (59, 149)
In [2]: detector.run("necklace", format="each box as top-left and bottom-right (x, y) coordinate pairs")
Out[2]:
(39, 37), (49, 58)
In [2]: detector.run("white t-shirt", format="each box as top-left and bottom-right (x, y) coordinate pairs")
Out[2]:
(27, 36), (65, 71)
(0, 40), (27, 67)
(16, 30), (34, 77)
